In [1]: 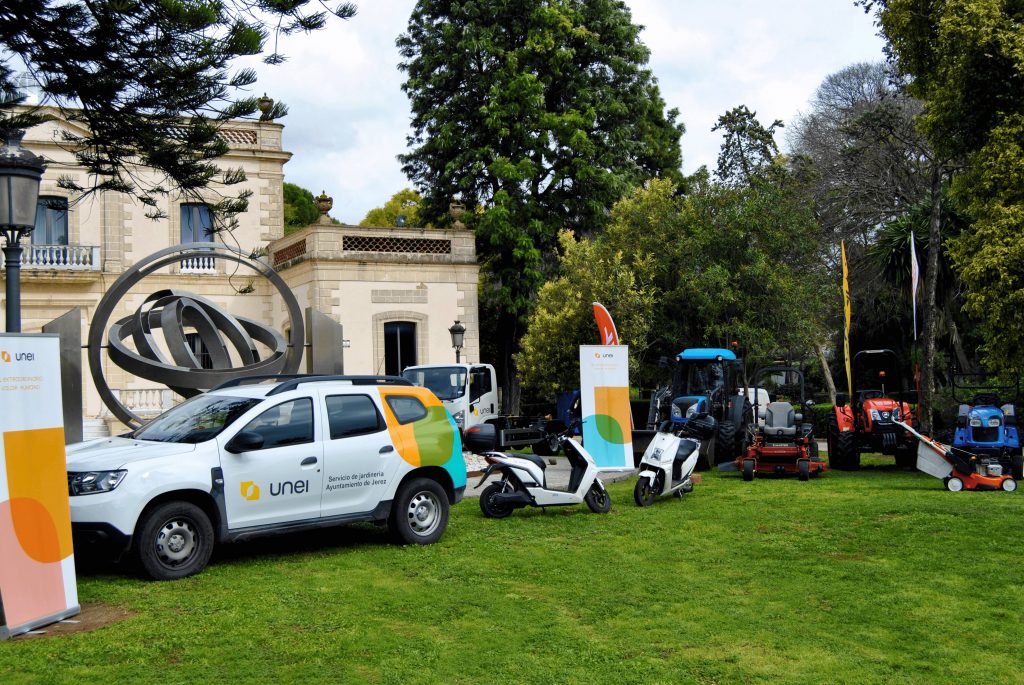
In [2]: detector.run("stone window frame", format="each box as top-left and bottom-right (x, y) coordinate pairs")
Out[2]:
(33, 185), (77, 246)
(169, 194), (223, 274)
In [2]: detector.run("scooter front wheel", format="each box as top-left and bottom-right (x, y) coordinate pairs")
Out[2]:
(585, 480), (612, 513)
(633, 476), (656, 507)
(480, 483), (514, 518)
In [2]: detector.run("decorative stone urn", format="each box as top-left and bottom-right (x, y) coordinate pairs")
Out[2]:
(449, 200), (466, 229)
(315, 190), (333, 224)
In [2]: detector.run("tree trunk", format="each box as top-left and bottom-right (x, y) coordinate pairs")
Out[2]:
(920, 163), (943, 433)
(815, 342), (837, 405)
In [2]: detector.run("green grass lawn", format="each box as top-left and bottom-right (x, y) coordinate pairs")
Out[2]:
(4, 457), (1023, 684)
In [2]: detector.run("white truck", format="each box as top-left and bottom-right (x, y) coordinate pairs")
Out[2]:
(401, 363), (565, 455)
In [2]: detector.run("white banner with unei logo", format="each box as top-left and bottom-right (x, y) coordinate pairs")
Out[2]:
(0, 334), (79, 640)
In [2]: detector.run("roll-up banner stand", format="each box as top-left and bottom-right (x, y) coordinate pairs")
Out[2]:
(0, 334), (79, 640)
(579, 345), (633, 469)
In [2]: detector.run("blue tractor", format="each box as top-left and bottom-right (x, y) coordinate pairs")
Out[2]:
(949, 374), (1024, 480)
(644, 348), (751, 468)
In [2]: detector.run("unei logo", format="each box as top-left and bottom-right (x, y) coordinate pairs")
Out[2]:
(240, 481), (261, 501)
(1, 350), (34, 362)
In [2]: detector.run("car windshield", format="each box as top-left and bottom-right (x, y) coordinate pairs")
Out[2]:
(402, 367), (467, 401)
(132, 394), (261, 444)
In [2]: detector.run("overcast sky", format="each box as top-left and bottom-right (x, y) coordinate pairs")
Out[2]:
(245, 1), (887, 224)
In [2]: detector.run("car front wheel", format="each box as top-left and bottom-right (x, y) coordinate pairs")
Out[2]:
(135, 501), (215, 581)
(390, 478), (450, 545)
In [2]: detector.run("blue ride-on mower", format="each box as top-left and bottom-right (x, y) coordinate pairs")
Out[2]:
(948, 373), (1024, 480)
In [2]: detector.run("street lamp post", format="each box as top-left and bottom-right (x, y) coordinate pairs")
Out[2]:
(448, 319), (466, 363)
(0, 129), (45, 333)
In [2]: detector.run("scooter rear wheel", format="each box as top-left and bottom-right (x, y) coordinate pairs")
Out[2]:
(633, 477), (656, 507)
(479, 483), (514, 518)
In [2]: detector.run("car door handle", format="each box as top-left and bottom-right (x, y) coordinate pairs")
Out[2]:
(379, 445), (394, 454)
(301, 457), (318, 466)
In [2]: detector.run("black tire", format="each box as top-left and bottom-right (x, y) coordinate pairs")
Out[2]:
(1011, 453), (1023, 481)
(389, 478), (449, 544)
(135, 501), (214, 581)
(715, 420), (738, 464)
(809, 440), (821, 461)
(798, 459), (810, 481)
(479, 482), (514, 519)
(742, 459), (755, 482)
(835, 430), (860, 470)
(531, 432), (561, 457)
(894, 444), (916, 468)
(585, 480), (611, 513)
(633, 477), (656, 507)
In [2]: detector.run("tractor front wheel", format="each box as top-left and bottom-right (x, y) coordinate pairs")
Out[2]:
(1011, 453), (1023, 481)
(715, 420), (738, 465)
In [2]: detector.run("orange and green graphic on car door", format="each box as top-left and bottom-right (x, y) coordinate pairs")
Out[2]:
(0, 427), (73, 627)
(380, 388), (458, 467)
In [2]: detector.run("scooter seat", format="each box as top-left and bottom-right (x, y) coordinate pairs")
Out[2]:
(520, 453), (548, 470)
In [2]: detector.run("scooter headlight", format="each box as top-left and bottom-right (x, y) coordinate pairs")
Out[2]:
(452, 410), (465, 429)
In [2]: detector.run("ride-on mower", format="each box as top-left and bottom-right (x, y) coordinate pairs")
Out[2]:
(720, 366), (827, 481)
(828, 349), (917, 470)
(898, 420), (1017, 492)
(947, 372), (1023, 480)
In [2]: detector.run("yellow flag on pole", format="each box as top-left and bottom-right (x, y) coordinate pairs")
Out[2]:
(841, 240), (852, 398)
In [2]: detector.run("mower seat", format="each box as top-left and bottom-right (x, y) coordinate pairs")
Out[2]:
(764, 401), (797, 437)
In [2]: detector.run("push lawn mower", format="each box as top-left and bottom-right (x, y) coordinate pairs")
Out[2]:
(897, 421), (1018, 492)
(720, 366), (827, 481)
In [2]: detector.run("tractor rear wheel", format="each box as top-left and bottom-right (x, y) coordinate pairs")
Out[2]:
(1011, 453), (1023, 481)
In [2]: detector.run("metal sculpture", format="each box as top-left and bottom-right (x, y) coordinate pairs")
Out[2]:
(88, 243), (304, 427)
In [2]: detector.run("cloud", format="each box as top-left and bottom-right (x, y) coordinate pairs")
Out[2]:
(245, 1), (885, 220)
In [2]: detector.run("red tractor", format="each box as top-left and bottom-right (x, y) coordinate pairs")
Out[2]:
(827, 349), (917, 470)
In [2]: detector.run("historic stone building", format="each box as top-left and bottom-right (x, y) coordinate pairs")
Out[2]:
(3, 110), (479, 434)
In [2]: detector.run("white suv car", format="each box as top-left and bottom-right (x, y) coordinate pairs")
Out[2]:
(67, 375), (466, 580)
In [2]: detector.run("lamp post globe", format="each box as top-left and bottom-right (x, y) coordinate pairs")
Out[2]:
(0, 129), (46, 333)
(448, 319), (466, 363)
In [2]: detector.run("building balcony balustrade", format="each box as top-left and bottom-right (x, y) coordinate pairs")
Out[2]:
(0, 243), (101, 271)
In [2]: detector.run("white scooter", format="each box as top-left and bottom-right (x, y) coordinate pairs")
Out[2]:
(464, 421), (611, 517)
(634, 412), (717, 506)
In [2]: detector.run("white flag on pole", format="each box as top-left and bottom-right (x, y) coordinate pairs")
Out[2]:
(910, 231), (920, 340)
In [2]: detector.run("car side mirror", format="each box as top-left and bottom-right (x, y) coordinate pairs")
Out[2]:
(464, 423), (497, 453)
(835, 393), (848, 408)
(226, 430), (264, 454)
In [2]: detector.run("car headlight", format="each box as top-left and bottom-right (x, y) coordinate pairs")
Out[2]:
(68, 470), (127, 496)
(452, 410), (465, 429)
(870, 409), (881, 421)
